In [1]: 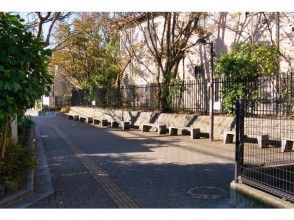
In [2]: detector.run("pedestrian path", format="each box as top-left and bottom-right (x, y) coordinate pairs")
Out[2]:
(30, 120), (117, 208)
(30, 115), (235, 208)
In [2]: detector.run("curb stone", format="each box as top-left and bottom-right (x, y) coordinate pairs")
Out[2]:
(0, 129), (35, 208)
(0, 125), (54, 208)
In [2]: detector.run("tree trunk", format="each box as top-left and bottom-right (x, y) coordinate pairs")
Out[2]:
(1, 116), (11, 160)
(160, 60), (182, 112)
(161, 72), (172, 112)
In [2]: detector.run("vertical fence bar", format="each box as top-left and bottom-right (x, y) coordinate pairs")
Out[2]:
(235, 98), (245, 182)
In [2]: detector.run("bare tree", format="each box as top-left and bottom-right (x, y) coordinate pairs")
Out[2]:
(24, 12), (73, 47)
(117, 12), (207, 111)
(211, 12), (293, 71)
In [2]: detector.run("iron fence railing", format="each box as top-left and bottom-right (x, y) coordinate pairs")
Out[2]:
(71, 73), (293, 115)
(71, 78), (212, 113)
(235, 98), (294, 203)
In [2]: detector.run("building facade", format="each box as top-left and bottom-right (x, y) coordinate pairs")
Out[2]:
(117, 12), (294, 111)
(120, 12), (294, 85)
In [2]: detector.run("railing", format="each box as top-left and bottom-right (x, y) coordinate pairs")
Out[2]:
(71, 77), (213, 114)
(71, 73), (293, 115)
(235, 98), (294, 203)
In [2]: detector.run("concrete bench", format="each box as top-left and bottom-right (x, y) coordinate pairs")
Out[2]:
(93, 118), (100, 125)
(244, 134), (269, 148)
(224, 131), (235, 144)
(142, 123), (166, 134)
(68, 114), (79, 121)
(281, 139), (294, 152)
(86, 117), (93, 123)
(93, 118), (108, 127)
(79, 116), (87, 123)
(110, 120), (131, 130)
(100, 119), (108, 127)
(120, 121), (131, 130)
(110, 120), (119, 128)
(168, 126), (201, 139)
(79, 116), (93, 123)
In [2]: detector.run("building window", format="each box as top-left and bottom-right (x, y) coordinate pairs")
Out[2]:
(194, 65), (204, 77)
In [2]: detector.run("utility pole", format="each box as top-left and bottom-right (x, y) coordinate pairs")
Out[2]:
(195, 38), (215, 141)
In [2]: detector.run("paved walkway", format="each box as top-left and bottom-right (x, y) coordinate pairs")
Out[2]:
(29, 115), (235, 208)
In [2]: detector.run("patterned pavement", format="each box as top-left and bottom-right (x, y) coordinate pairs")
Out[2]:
(29, 115), (235, 208)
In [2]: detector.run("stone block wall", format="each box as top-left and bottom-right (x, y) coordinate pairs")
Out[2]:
(70, 107), (235, 140)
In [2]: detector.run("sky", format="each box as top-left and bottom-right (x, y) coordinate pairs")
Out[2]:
(1, 0), (294, 12)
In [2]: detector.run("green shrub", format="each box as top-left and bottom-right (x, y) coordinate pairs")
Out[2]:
(18, 115), (35, 144)
(0, 139), (36, 188)
(18, 116), (35, 131)
(216, 42), (279, 112)
(60, 106), (70, 113)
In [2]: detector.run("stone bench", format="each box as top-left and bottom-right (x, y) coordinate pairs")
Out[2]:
(168, 126), (201, 139)
(120, 121), (131, 130)
(79, 116), (93, 123)
(281, 138), (294, 152)
(79, 116), (87, 123)
(223, 130), (235, 144)
(110, 120), (119, 128)
(109, 120), (131, 130)
(244, 134), (269, 148)
(93, 118), (108, 127)
(93, 118), (100, 125)
(142, 123), (166, 135)
(98, 119), (129, 129)
(68, 114), (79, 121)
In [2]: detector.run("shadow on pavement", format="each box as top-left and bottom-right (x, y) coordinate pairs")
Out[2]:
(32, 115), (234, 208)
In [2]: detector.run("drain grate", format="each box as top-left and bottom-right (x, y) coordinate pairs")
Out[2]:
(187, 185), (226, 199)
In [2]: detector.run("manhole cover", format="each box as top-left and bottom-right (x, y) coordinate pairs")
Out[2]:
(187, 185), (226, 199)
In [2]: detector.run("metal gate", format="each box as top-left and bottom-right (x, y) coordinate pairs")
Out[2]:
(235, 98), (294, 202)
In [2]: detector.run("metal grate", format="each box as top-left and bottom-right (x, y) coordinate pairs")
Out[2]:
(236, 98), (294, 203)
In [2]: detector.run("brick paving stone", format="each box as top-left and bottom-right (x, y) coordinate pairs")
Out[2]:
(28, 115), (235, 208)
(29, 121), (117, 208)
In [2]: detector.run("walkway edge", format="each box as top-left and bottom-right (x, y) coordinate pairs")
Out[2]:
(0, 129), (36, 208)
(0, 171), (34, 208)
(9, 125), (54, 208)
(230, 181), (294, 208)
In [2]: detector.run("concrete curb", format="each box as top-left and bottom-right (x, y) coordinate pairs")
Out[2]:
(0, 171), (34, 208)
(1, 125), (54, 208)
(10, 125), (54, 208)
(0, 129), (35, 208)
(230, 181), (294, 208)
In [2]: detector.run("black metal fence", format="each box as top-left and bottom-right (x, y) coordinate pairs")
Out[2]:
(235, 98), (294, 203)
(71, 73), (294, 115)
(71, 77), (212, 113)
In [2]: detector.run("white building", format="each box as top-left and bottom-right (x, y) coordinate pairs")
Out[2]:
(119, 12), (294, 85)
(116, 12), (294, 111)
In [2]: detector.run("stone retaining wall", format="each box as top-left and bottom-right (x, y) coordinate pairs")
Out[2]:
(70, 106), (294, 141)
(70, 107), (235, 140)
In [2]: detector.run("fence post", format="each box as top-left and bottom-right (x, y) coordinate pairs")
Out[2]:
(132, 85), (136, 110)
(235, 98), (245, 182)
(209, 79), (214, 141)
